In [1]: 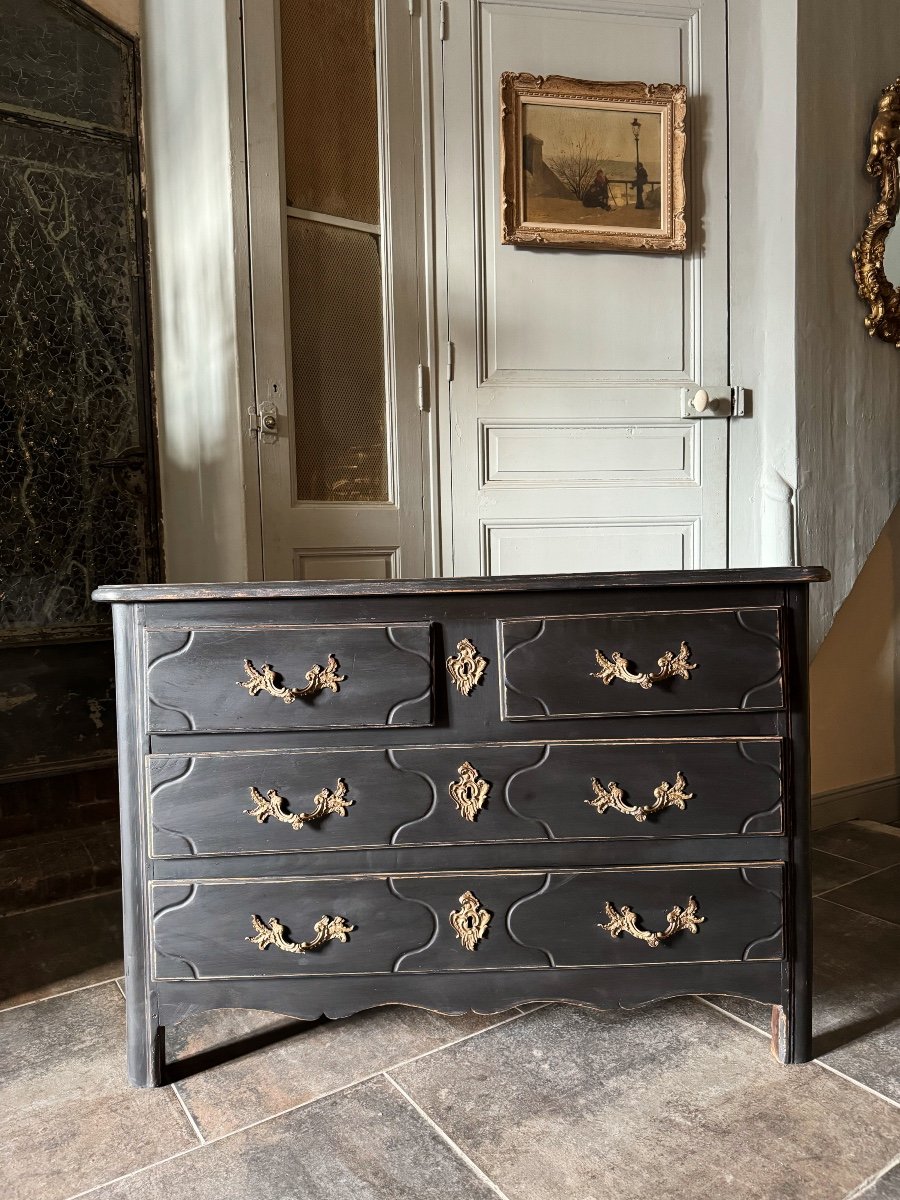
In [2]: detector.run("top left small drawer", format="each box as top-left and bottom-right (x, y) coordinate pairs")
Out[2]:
(146, 623), (433, 732)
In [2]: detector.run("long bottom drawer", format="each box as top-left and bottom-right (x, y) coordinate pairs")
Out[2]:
(151, 864), (784, 980)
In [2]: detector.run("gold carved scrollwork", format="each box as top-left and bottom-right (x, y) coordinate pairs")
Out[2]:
(244, 778), (351, 831)
(247, 913), (354, 955)
(446, 639), (487, 696)
(449, 891), (491, 951)
(587, 771), (693, 823)
(449, 762), (491, 821)
(852, 78), (900, 345)
(599, 896), (705, 948)
(238, 655), (345, 704)
(592, 641), (697, 689)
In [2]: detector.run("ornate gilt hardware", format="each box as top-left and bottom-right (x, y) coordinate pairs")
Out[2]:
(592, 641), (697, 689)
(238, 655), (345, 703)
(449, 890), (491, 951)
(247, 913), (354, 954)
(587, 771), (692, 823)
(446, 638), (487, 696)
(599, 896), (705, 948)
(852, 77), (900, 346)
(449, 761), (491, 821)
(244, 778), (351, 831)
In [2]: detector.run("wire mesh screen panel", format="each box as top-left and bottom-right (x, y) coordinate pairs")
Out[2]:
(0, 0), (130, 133)
(287, 216), (389, 503)
(279, 0), (379, 225)
(0, 0), (155, 641)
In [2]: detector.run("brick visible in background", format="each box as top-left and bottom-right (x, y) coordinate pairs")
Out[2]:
(0, 768), (121, 913)
(0, 766), (118, 840)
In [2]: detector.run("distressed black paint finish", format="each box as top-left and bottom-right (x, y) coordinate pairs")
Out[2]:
(148, 737), (784, 859)
(146, 623), (433, 732)
(501, 608), (784, 720)
(94, 567), (825, 1085)
(150, 866), (784, 981)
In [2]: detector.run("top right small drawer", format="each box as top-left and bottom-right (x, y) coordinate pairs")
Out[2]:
(499, 607), (784, 721)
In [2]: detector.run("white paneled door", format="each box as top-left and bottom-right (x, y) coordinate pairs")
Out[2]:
(436, 0), (729, 575)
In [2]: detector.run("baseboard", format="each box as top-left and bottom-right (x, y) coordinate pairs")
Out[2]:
(811, 775), (900, 830)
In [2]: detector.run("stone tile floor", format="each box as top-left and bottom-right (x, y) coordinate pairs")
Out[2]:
(2, 820), (900, 1200)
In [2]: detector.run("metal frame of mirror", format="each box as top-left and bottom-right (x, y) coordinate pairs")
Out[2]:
(853, 77), (900, 347)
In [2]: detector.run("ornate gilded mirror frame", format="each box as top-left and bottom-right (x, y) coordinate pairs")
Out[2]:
(852, 77), (900, 346)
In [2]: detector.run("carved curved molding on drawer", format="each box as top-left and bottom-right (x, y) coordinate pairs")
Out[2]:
(146, 623), (434, 732)
(506, 867), (785, 966)
(500, 608), (785, 721)
(738, 866), (785, 961)
(148, 757), (199, 856)
(152, 883), (200, 979)
(146, 631), (196, 730)
(736, 609), (785, 710)
(384, 626), (435, 725)
(151, 878), (437, 980)
(387, 745), (552, 844)
(737, 740), (786, 835)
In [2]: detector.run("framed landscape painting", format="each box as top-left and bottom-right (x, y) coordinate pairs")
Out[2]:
(500, 73), (687, 251)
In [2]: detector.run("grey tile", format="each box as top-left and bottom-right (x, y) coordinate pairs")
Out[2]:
(812, 821), (900, 869)
(712, 898), (900, 1103)
(859, 1161), (900, 1198)
(824, 865), (900, 927)
(0, 982), (198, 1200)
(390, 1000), (900, 1200)
(812, 848), (880, 896)
(87, 1076), (498, 1200)
(169, 1002), (521, 1140)
(0, 890), (123, 1009)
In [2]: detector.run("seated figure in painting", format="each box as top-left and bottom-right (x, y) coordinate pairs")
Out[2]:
(582, 168), (610, 210)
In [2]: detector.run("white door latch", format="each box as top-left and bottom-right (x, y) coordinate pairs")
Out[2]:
(680, 385), (746, 418)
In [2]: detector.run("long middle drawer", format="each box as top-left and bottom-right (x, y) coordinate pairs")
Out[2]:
(147, 739), (784, 858)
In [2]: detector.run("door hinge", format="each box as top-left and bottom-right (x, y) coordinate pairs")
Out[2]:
(417, 363), (429, 412)
(407, 0), (414, 15)
(680, 385), (747, 419)
(438, 0), (448, 39)
(446, 340), (455, 382)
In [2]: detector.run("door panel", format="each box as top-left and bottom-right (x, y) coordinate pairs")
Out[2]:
(438, 0), (728, 575)
(245, 0), (427, 582)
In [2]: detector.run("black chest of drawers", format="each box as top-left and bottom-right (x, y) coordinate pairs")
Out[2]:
(94, 567), (828, 1086)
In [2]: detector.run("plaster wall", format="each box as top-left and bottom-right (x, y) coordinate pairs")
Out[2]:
(810, 503), (900, 812)
(140, 0), (262, 582)
(81, 0), (139, 37)
(727, 0), (800, 571)
(796, 0), (900, 652)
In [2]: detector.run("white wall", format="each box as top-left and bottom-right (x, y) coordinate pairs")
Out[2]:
(81, 0), (139, 37)
(728, 0), (800, 570)
(795, 0), (900, 651)
(810, 503), (900, 820)
(141, 0), (261, 582)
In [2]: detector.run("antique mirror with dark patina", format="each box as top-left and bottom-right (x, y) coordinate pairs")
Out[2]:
(853, 77), (900, 346)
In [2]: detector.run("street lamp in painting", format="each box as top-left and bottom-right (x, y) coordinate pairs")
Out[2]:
(631, 116), (641, 165)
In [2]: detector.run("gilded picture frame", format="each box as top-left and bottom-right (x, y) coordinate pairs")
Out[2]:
(500, 73), (687, 252)
(851, 77), (900, 347)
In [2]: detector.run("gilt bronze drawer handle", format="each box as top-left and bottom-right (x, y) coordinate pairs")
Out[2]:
(449, 761), (491, 821)
(238, 655), (346, 703)
(244, 778), (351, 831)
(587, 772), (692, 823)
(446, 638), (487, 695)
(247, 913), (354, 954)
(592, 641), (697, 689)
(450, 890), (491, 951)
(599, 896), (705, 948)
